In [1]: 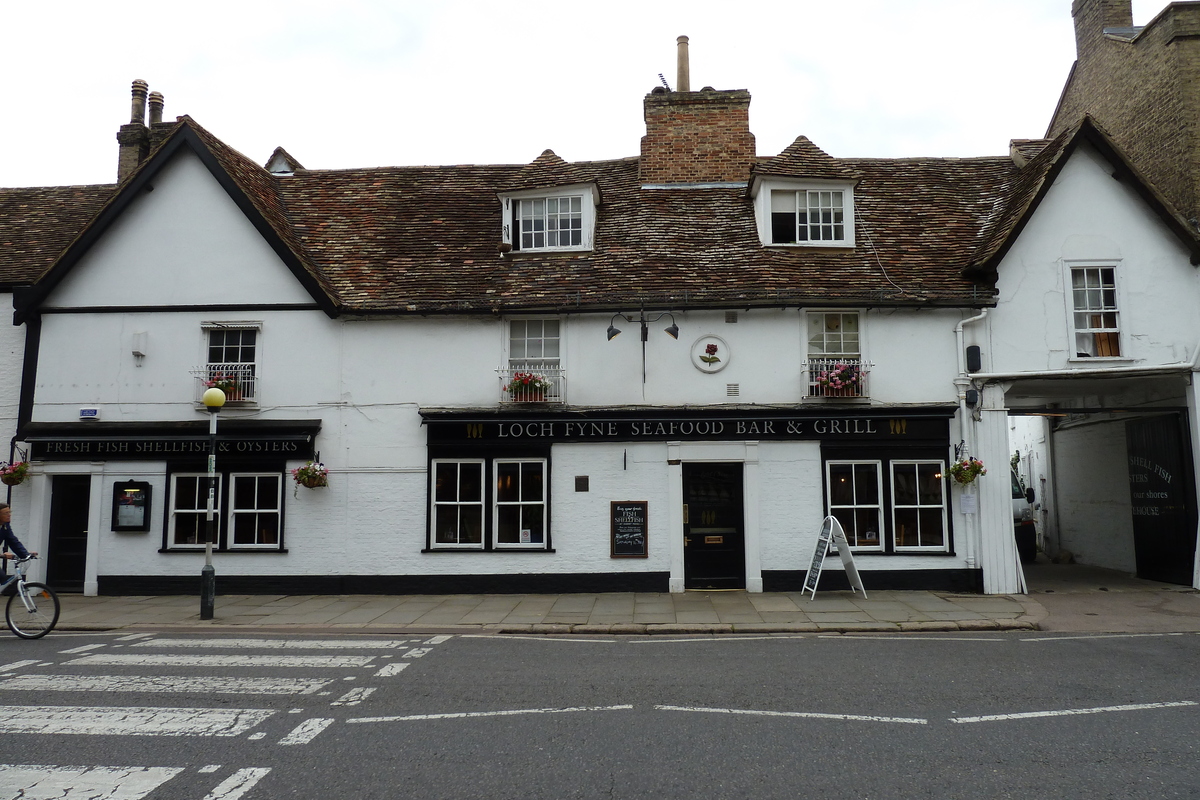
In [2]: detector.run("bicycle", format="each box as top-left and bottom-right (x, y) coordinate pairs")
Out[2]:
(2, 555), (60, 639)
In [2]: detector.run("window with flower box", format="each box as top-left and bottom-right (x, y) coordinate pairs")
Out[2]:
(200, 322), (260, 403)
(502, 318), (564, 403)
(429, 455), (550, 551)
(805, 311), (867, 398)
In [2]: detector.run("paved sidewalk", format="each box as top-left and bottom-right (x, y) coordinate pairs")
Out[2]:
(44, 561), (1200, 635)
(53, 589), (1041, 635)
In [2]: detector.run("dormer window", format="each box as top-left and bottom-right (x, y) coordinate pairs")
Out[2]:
(751, 179), (855, 248)
(499, 184), (598, 253)
(772, 189), (845, 243)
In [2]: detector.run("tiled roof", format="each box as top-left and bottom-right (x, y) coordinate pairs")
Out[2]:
(752, 136), (860, 181)
(274, 151), (1011, 311)
(3, 119), (1076, 312)
(0, 184), (115, 286)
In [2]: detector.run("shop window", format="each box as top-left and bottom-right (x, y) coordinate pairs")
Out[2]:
(168, 473), (220, 548)
(891, 461), (948, 551)
(429, 457), (550, 551)
(166, 470), (286, 551)
(432, 460), (485, 548)
(825, 457), (950, 554)
(826, 461), (883, 550)
(229, 473), (282, 549)
(494, 460), (546, 548)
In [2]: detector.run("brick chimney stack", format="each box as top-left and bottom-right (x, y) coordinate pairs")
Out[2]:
(1071, 0), (1134, 57)
(639, 37), (755, 187)
(116, 79), (151, 181)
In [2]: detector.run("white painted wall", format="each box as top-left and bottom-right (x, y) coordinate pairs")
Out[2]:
(1052, 420), (1136, 571)
(50, 151), (314, 308)
(988, 143), (1200, 374)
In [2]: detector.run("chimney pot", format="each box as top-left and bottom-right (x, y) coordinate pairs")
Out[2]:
(130, 79), (149, 124)
(148, 91), (164, 125)
(676, 35), (690, 93)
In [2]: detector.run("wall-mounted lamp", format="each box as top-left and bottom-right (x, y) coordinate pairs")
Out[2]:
(606, 309), (680, 383)
(607, 310), (679, 342)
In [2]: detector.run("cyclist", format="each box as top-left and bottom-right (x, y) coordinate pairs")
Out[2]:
(1, 503), (36, 590)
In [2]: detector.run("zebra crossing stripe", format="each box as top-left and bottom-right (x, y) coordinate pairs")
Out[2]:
(0, 706), (274, 737)
(0, 674), (333, 695)
(331, 687), (376, 706)
(58, 643), (107, 654)
(202, 767), (271, 800)
(66, 654), (375, 668)
(133, 638), (413, 650)
(376, 662), (409, 677)
(0, 660), (39, 674)
(279, 718), (334, 745)
(0, 765), (183, 798)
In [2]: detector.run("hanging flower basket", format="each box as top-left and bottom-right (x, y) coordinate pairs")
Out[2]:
(0, 462), (29, 487)
(948, 457), (987, 485)
(292, 461), (328, 489)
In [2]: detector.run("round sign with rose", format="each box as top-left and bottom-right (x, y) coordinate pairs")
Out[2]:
(690, 335), (730, 373)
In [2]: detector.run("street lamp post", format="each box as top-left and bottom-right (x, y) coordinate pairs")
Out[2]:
(200, 387), (226, 620)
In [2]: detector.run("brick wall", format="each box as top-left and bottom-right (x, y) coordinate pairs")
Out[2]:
(639, 88), (756, 185)
(1051, 0), (1200, 223)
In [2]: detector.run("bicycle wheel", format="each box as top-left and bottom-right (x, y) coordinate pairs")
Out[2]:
(6, 582), (60, 639)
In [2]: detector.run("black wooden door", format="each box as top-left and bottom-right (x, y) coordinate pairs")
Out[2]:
(682, 462), (745, 590)
(47, 475), (91, 592)
(1126, 414), (1197, 585)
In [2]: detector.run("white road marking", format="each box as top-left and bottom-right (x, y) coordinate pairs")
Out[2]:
(951, 700), (1198, 723)
(425, 635), (453, 644)
(200, 765), (222, 773)
(656, 704), (928, 725)
(132, 637), (412, 649)
(819, 635), (1002, 642)
(403, 648), (431, 658)
(1020, 633), (1185, 642)
(631, 636), (812, 644)
(0, 659), (39, 673)
(332, 687), (376, 706)
(202, 767), (271, 800)
(349, 705), (635, 724)
(375, 662), (409, 677)
(117, 632), (155, 641)
(66, 654), (375, 668)
(0, 764), (183, 798)
(0, 706), (274, 737)
(464, 635), (614, 643)
(247, 732), (266, 740)
(58, 643), (107, 654)
(279, 717), (334, 745)
(0, 674), (333, 695)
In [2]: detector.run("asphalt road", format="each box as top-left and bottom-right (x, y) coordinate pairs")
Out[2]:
(2, 630), (1199, 799)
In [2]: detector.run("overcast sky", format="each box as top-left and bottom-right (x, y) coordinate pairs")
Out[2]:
(0, 1), (1166, 188)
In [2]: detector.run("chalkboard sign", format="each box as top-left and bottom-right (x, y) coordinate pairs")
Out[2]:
(803, 515), (867, 599)
(611, 501), (648, 558)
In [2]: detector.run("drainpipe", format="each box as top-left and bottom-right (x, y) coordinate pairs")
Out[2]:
(954, 309), (988, 569)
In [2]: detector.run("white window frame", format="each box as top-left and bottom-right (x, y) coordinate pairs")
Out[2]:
(227, 472), (283, 550)
(499, 184), (599, 253)
(507, 317), (562, 369)
(752, 179), (856, 248)
(168, 472), (221, 550)
(1063, 261), (1125, 361)
(825, 460), (884, 552)
(430, 459), (486, 550)
(493, 459), (548, 550)
(806, 310), (862, 358)
(202, 321), (262, 402)
(890, 460), (949, 552)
